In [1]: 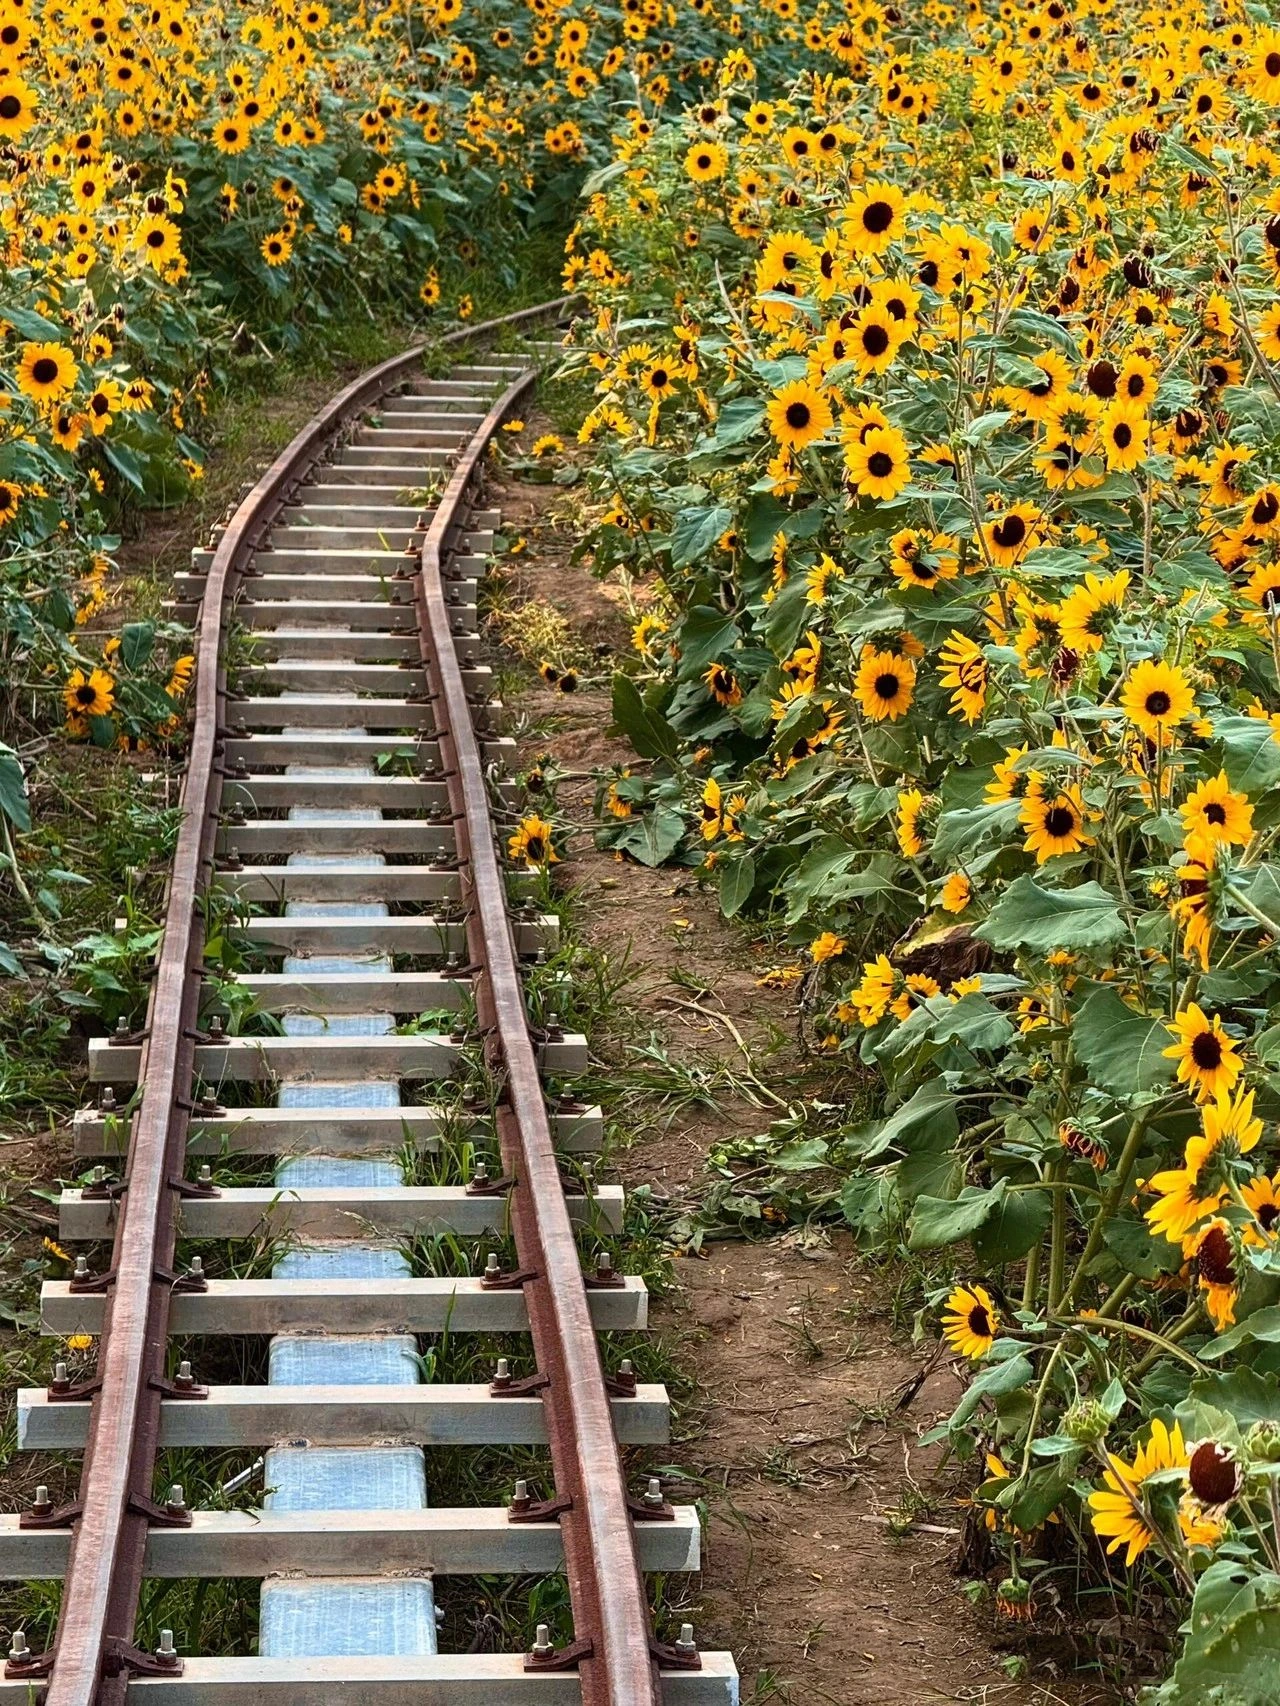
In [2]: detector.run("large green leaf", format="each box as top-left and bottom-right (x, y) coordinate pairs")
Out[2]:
(972, 1187), (1051, 1264)
(908, 1179), (1008, 1251)
(974, 875), (1126, 954)
(668, 506), (734, 570)
(610, 674), (680, 763)
(948, 1348), (1035, 1430)
(1155, 1561), (1280, 1705)
(612, 807), (685, 868)
(719, 854), (756, 918)
(0, 745), (30, 832)
(676, 605), (740, 675)
(1214, 716), (1280, 796)
(843, 1078), (958, 1163)
(1072, 984), (1175, 1095)
(1199, 1304), (1280, 1362)
(1189, 1367), (1280, 1426)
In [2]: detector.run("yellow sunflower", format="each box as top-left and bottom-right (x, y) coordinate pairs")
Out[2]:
(855, 647), (916, 721)
(508, 814), (558, 867)
(941, 1283), (999, 1359)
(765, 379), (833, 452)
(1180, 772), (1253, 849)
(1088, 1418), (1188, 1567)
(17, 342), (78, 403)
(1019, 780), (1093, 862)
(844, 424), (912, 501)
(63, 668), (115, 720)
(844, 181), (907, 255)
(1162, 1004), (1243, 1103)
(1119, 659), (1195, 742)
(938, 631), (989, 723)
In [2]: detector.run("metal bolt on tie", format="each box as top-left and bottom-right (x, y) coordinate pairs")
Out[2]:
(644, 1478), (665, 1510)
(197, 1164), (214, 1187)
(188, 1257), (204, 1283)
(74, 1256), (90, 1282)
(484, 1252), (502, 1280)
(51, 1361), (70, 1393)
(155, 1630), (179, 1667)
(492, 1356), (512, 1392)
(166, 1484), (186, 1518)
(472, 1161), (489, 1188)
(114, 1016), (130, 1039)
(31, 1486), (53, 1519)
(675, 1625), (697, 1659)
(510, 1477), (532, 1514)
(100, 1086), (117, 1112)
(9, 1634), (28, 1664)
(531, 1625), (555, 1658)
(174, 1360), (197, 1392)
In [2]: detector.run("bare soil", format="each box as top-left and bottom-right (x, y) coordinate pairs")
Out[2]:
(485, 424), (1114, 1706)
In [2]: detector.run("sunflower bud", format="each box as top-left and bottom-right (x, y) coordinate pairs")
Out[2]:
(1062, 1398), (1110, 1445)
(1246, 1420), (1280, 1464)
(995, 1576), (1033, 1621)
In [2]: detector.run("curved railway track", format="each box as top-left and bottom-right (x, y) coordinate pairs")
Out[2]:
(0, 302), (737, 1706)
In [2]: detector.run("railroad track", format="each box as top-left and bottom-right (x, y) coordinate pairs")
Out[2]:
(0, 302), (737, 1706)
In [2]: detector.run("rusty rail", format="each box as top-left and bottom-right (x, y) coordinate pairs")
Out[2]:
(34, 298), (576, 1706)
(416, 378), (666, 1706)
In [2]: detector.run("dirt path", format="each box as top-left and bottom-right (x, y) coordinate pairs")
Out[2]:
(486, 422), (1110, 1706)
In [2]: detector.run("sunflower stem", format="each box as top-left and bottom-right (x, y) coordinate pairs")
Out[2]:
(1060, 1108), (1155, 1313)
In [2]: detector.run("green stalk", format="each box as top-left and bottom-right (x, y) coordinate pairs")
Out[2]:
(1059, 1108), (1154, 1312)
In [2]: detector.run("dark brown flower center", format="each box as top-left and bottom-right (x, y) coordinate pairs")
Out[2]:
(868, 450), (894, 477)
(966, 1303), (991, 1337)
(31, 357), (59, 385)
(875, 672), (901, 699)
(1197, 1225), (1235, 1287)
(1190, 1032), (1223, 1069)
(1188, 1440), (1242, 1507)
(1144, 690), (1171, 717)
(1045, 805), (1075, 837)
(993, 514), (1027, 548)
(862, 199), (893, 233)
(785, 401), (812, 429)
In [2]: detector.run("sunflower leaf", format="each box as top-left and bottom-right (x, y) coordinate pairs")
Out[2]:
(0, 745), (30, 832)
(1072, 984), (1176, 1095)
(973, 875), (1126, 954)
(908, 1179), (1008, 1251)
(1213, 716), (1280, 796)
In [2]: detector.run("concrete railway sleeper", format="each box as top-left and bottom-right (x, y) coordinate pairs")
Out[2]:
(9, 302), (737, 1706)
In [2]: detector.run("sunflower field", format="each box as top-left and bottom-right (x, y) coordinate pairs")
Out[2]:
(0, 0), (829, 925)
(562, 4), (1280, 1689)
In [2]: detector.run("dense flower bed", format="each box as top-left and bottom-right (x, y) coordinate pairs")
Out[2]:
(564, 8), (1280, 1685)
(0, 0), (816, 922)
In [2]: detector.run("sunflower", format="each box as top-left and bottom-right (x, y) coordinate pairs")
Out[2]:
(508, 814), (558, 867)
(684, 141), (727, 183)
(765, 379), (833, 451)
(1100, 399), (1148, 471)
(1163, 1004), (1243, 1103)
(1058, 569), (1130, 654)
(940, 872), (971, 913)
(896, 787), (926, 857)
(1173, 838), (1217, 971)
(938, 631), (988, 723)
(134, 213), (181, 269)
(889, 528), (958, 591)
(0, 480), (22, 523)
(845, 424), (912, 501)
(1181, 772), (1253, 848)
(844, 182), (907, 255)
(846, 305), (903, 376)
(1119, 659), (1195, 742)
(70, 164), (107, 211)
(0, 78), (37, 141)
(855, 647), (915, 721)
(981, 503), (1041, 567)
(704, 663), (742, 707)
(1146, 1085), (1262, 1243)
(1241, 1171), (1280, 1245)
(1019, 780), (1093, 863)
(1088, 1419), (1188, 1567)
(1007, 350), (1072, 422)
(261, 232), (293, 266)
(1187, 1218), (1239, 1331)
(941, 1284), (999, 1360)
(16, 342), (78, 403)
(641, 361), (676, 402)
(63, 668), (115, 720)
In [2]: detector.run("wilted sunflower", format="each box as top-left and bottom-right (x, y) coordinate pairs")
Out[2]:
(765, 379), (833, 451)
(1163, 1004), (1243, 1103)
(63, 668), (115, 720)
(855, 647), (915, 721)
(703, 662), (742, 707)
(1058, 568), (1130, 654)
(508, 814), (557, 867)
(941, 1283), (998, 1359)
(1187, 1217), (1239, 1330)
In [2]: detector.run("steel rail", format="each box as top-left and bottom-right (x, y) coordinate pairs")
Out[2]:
(416, 378), (662, 1706)
(37, 298), (576, 1706)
